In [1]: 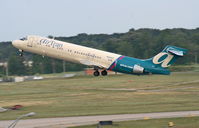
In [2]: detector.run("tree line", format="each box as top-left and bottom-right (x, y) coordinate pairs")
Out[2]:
(0, 28), (198, 76)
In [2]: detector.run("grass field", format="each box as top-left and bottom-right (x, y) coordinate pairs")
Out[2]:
(0, 72), (199, 121)
(71, 117), (199, 128)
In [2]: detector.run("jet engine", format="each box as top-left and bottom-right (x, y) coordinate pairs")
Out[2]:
(133, 64), (144, 74)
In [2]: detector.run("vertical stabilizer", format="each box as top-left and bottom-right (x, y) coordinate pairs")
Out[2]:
(148, 45), (188, 68)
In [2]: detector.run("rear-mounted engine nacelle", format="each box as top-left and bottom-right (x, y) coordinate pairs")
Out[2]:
(133, 64), (144, 74)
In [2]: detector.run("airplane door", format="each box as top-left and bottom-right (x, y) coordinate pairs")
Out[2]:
(27, 37), (34, 47)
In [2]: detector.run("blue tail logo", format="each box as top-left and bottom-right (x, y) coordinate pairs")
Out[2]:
(151, 45), (188, 68)
(152, 52), (174, 67)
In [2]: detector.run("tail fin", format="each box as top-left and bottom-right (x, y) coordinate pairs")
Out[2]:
(149, 45), (188, 68)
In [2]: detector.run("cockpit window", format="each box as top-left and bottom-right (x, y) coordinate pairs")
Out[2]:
(20, 37), (27, 41)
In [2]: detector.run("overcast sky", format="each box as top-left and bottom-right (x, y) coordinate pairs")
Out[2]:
(0, 0), (198, 41)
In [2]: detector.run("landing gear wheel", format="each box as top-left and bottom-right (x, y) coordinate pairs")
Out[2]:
(101, 70), (108, 76)
(19, 50), (23, 57)
(19, 53), (23, 56)
(93, 70), (100, 76)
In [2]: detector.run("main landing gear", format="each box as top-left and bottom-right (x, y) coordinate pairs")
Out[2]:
(93, 70), (108, 76)
(101, 70), (108, 76)
(93, 70), (100, 76)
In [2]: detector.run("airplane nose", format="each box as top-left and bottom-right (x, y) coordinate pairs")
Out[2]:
(12, 40), (22, 48)
(12, 40), (17, 47)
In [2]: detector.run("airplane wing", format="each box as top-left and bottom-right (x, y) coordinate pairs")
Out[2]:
(79, 60), (106, 69)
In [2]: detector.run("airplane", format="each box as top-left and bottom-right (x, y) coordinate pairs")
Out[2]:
(12, 35), (187, 76)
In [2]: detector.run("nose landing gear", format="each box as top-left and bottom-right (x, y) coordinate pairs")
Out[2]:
(19, 49), (23, 56)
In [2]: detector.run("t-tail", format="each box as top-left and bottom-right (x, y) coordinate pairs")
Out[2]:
(144, 45), (188, 75)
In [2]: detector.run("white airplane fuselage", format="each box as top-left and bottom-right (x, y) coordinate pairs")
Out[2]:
(12, 35), (120, 69)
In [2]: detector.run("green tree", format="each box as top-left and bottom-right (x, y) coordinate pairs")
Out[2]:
(8, 55), (26, 75)
(32, 55), (44, 74)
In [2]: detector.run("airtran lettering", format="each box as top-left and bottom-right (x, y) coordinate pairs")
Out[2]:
(152, 52), (174, 67)
(120, 64), (133, 69)
(38, 39), (63, 50)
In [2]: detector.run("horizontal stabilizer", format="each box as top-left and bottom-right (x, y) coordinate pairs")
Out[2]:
(167, 48), (184, 56)
(164, 45), (187, 56)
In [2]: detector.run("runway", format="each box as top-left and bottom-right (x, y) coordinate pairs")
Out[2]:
(0, 111), (199, 128)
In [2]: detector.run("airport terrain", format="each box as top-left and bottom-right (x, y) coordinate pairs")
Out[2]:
(0, 72), (199, 127)
(0, 111), (199, 128)
(72, 116), (199, 128)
